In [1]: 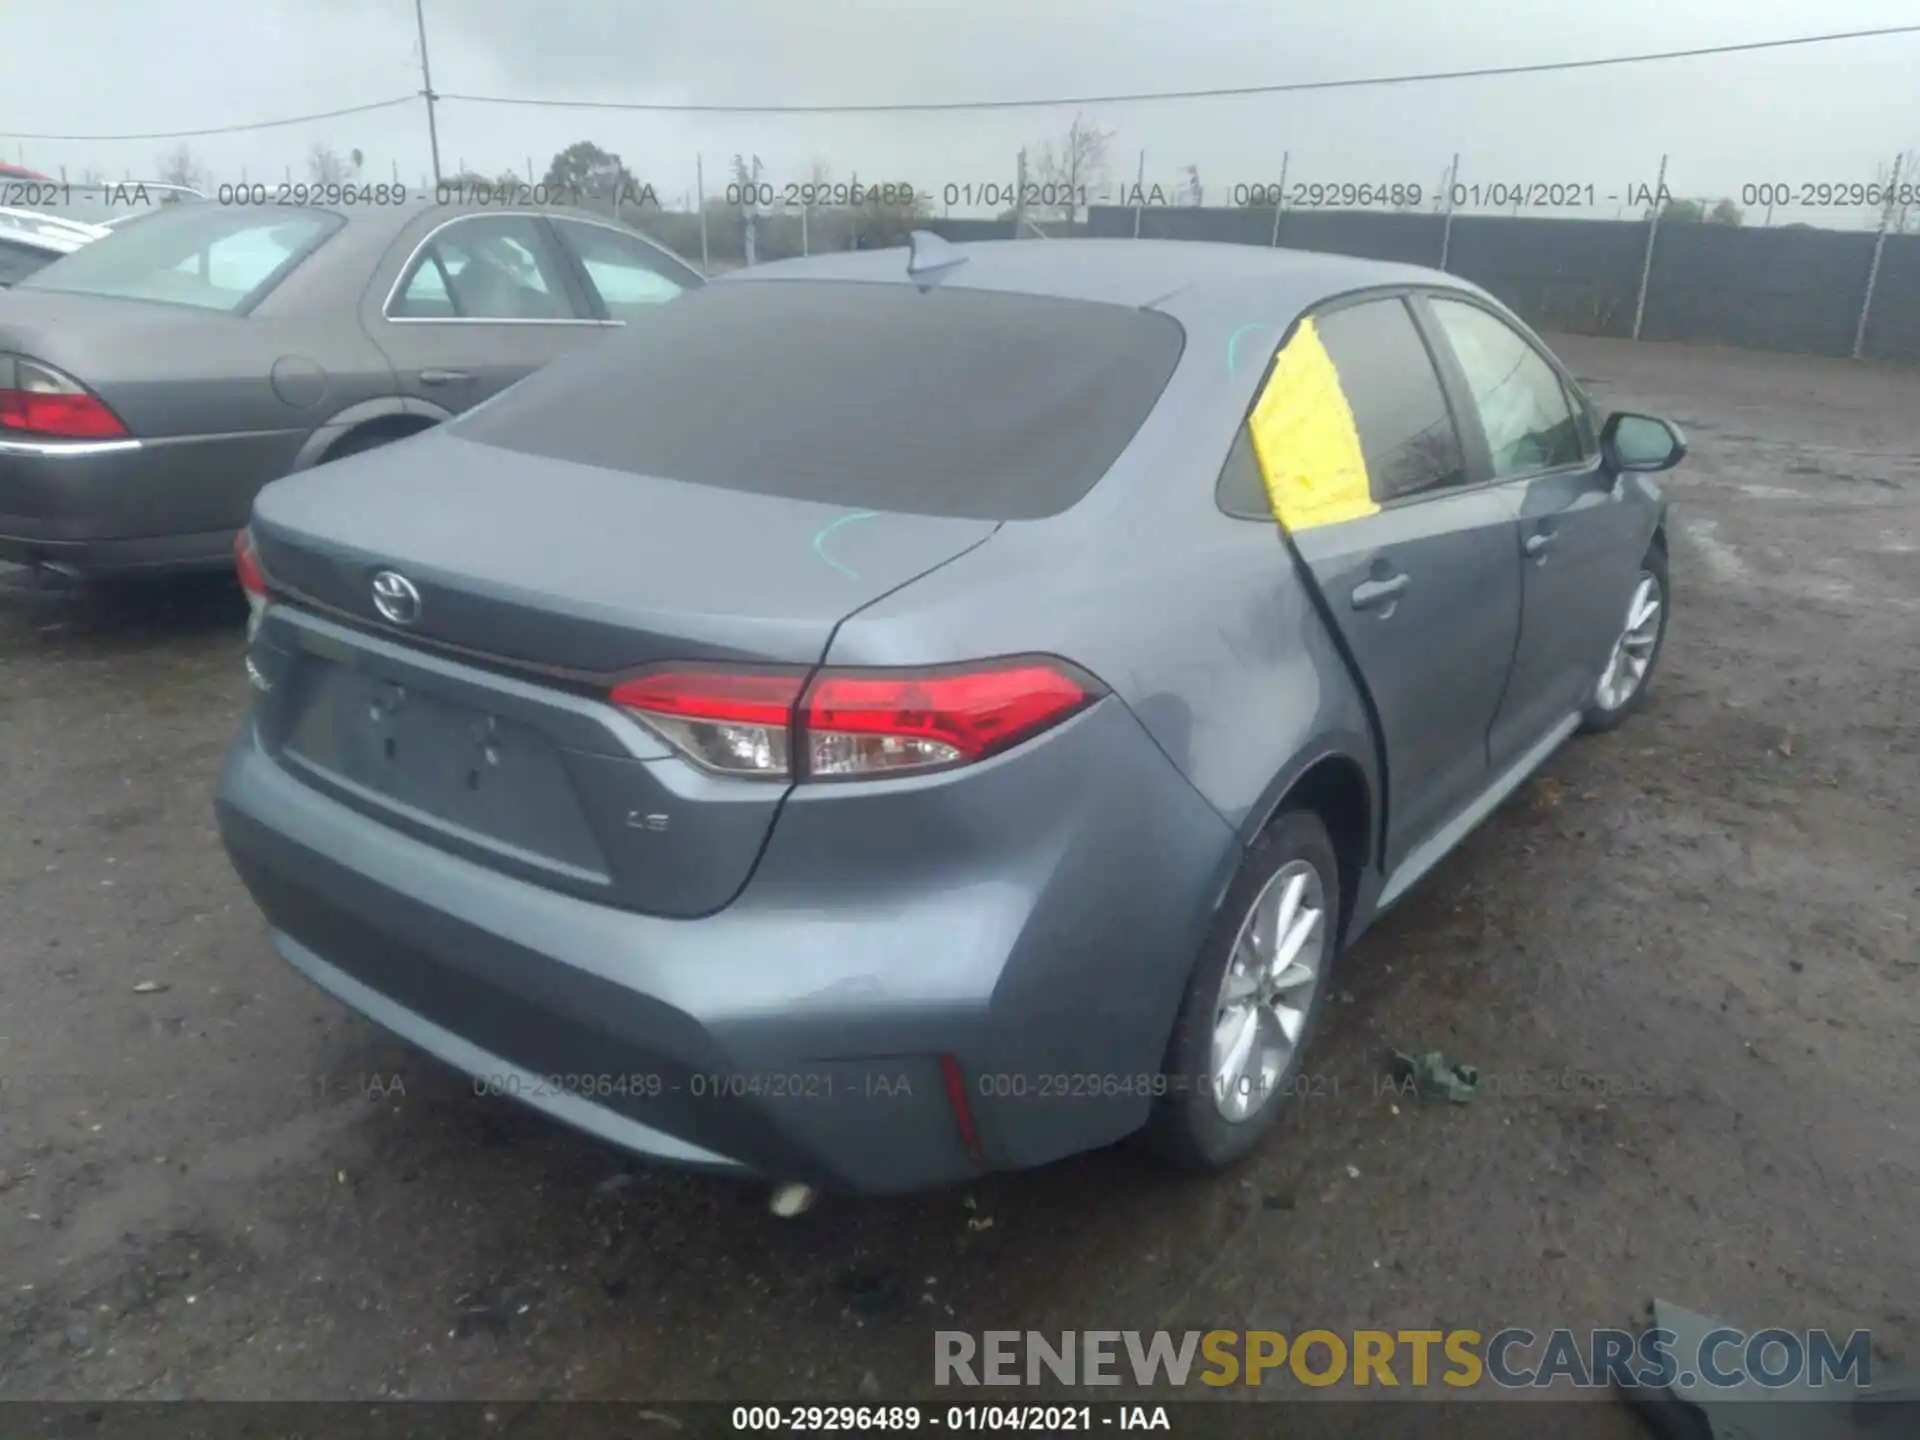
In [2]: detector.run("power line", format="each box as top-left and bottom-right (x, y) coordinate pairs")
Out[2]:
(438, 24), (1920, 115)
(4, 96), (418, 143)
(4, 23), (1916, 140)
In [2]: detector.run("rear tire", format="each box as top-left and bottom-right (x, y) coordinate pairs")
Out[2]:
(1142, 808), (1339, 1172)
(1580, 541), (1669, 734)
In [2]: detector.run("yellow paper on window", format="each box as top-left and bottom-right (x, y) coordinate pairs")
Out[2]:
(1246, 318), (1379, 532)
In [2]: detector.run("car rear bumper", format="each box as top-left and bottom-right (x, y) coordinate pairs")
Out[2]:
(215, 698), (1239, 1195)
(0, 429), (303, 575)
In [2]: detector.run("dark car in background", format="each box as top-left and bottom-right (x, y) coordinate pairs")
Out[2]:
(216, 237), (1686, 1200)
(0, 200), (702, 578)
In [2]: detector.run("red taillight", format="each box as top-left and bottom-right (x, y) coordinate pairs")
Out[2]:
(0, 357), (129, 439)
(609, 658), (1099, 781)
(803, 664), (1092, 777)
(234, 527), (268, 599)
(938, 1054), (986, 1167)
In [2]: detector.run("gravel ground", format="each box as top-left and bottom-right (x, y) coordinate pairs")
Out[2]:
(0, 334), (1913, 1419)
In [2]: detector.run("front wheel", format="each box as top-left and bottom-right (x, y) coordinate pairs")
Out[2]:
(1580, 542), (1669, 733)
(1142, 808), (1339, 1171)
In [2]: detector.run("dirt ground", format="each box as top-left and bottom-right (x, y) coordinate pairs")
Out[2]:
(0, 334), (1913, 1422)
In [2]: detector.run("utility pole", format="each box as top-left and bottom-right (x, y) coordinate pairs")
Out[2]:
(1132, 149), (1146, 238)
(1438, 152), (1460, 270)
(414, 0), (444, 187)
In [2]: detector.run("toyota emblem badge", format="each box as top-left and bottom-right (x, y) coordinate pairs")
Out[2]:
(370, 570), (422, 626)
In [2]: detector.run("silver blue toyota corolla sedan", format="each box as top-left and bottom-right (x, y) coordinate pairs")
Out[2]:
(215, 235), (1685, 1201)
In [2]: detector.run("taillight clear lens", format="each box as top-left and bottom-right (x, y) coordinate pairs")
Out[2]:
(610, 669), (806, 778)
(803, 663), (1094, 777)
(609, 659), (1100, 781)
(0, 357), (129, 439)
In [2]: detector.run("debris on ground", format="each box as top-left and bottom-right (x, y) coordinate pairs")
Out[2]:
(1388, 1049), (1481, 1104)
(130, 981), (168, 994)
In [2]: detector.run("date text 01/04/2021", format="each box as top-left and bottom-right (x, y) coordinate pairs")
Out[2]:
(295, 1068), (1345, 1107)
(466, 1069), (919, 1103)
(204, 180), (664, 209)
(730, 1404), (1172, 1431)
(1216, 180), (1684, 210)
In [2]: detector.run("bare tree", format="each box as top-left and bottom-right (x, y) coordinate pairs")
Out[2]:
(155, 143), (206, 190)
(308, 144), (363, 185)
(1030, 112), (1114, 225)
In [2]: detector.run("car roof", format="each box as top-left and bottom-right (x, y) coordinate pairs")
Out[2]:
(721, 237), (1474, 319)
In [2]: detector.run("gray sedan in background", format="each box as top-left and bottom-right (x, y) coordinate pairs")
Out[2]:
(0, 200), (701, 578)
(216, 237), (1685, 1202)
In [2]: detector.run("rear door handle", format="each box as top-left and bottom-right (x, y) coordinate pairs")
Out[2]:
(419, 368), (472, 385)
(1524, 529), (1558, 560)
(1351, 573), (1410, 612)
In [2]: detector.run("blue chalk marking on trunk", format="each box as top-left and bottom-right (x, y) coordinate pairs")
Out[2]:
(812, 510), (882, 579)
(1227, 323), (1272, 376)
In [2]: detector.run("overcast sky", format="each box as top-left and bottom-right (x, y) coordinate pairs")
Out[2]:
(8, 1), (1920, 225)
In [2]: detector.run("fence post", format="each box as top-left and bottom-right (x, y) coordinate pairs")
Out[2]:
(1438, 152), (1459, 270)
(1269, 151), (1290, 247)
(1852, 152), (1903, 361)
(1631, 153), (1668, 341)
(1132, 150), (1146, 238)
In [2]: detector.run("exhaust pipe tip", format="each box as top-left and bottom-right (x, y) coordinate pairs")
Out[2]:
(768, 1182), (818, 1218)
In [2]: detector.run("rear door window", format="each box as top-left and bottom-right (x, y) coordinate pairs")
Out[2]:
(389, 215), (582, 321)
(453, 280), (1186, 521)
(1312, 297), (1469, 503)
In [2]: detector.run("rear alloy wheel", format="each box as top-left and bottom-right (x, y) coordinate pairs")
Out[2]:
(1580, 543), (1669, 733)
(1144, 808), (1338, 1170)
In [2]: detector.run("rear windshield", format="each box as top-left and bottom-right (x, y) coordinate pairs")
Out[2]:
(17, 204), (338, 312)
(453, 279), (1186, 520)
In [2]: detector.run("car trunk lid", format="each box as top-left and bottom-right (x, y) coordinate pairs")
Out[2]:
(246, 430), (998, 916)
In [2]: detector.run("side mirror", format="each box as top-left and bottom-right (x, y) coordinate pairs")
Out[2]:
(1602, 411), (1688, 473)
